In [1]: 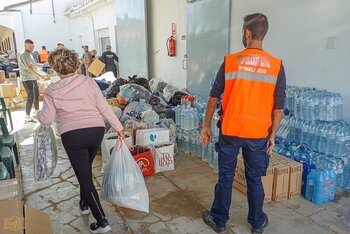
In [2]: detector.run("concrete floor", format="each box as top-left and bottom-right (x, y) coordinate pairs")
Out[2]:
(10, 107), (350, 234)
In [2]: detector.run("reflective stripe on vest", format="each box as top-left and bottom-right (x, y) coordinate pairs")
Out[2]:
(221, 49), (281, 138)
(224, 71), (277, 84)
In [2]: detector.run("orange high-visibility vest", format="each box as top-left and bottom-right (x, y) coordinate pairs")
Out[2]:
(221, 49), (282, 138)
(39, 50), (49, 62)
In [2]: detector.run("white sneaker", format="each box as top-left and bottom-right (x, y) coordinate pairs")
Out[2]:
(24, 116), (35, 123)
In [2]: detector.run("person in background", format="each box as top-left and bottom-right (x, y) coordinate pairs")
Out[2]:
(56, 42), (64, 49)
(80, 45), (92, 76)
(37, 48), (125, 234)
(18, 39), (47, 123)
(32, 51), (39, 63)
(100, 45), (119, 78)
(201, 13), (286, 234)
(39, 46), (49, 63)
(91, 49), (97, 61)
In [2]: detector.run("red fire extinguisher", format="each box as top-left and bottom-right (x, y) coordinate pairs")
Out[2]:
(167, 36), (176, 57)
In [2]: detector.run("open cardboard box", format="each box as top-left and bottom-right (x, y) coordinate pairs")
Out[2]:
(0, 179), (52, 234)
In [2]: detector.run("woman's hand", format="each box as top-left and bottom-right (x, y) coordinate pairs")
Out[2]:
(118, 131), (125, 140)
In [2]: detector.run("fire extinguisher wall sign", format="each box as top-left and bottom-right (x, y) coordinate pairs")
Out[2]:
(167, 36), (176, 57)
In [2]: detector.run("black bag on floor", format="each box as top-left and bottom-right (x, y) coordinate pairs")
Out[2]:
(94, 79), (109, 91)
(106, 78), (128, 98)
(128, 75), (150, 91)
(169, 91), (188, 106)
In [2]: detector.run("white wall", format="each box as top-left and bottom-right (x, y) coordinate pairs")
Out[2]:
(230, 0), (350, 120)
(147, 0), (187, 88)
(68, 0), (116, 57)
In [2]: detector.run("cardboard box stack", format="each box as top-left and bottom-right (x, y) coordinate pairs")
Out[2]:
(0, 179), (52, 234)
(233, 153), (303, 203)
(0, 70), (5, 83)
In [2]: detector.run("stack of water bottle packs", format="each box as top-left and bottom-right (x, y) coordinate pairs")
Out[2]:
(174, 97), (221, 174)
(275, 85), (349, 205)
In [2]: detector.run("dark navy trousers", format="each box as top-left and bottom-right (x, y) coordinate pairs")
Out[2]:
(211, 134), (269, 229)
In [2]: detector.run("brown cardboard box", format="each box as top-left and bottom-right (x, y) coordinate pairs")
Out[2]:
(3, 98), (12, 107)
(271, 154), (303, 199)
(0, 70), (5, 83)
(272, 163), (290, 202)
(9, 72), (17, 81)
(233, 155), (274, 203)
(286, 161), (303, 199)
(106, 98), (118, 106)
(0, 179), (52, 234)
(88, 58), (106, 77)
(0, 83), (17, 98)
(0, 198), (52, 234)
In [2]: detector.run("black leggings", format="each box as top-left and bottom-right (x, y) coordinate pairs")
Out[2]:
(22, 80), (39, 115)
(61, 127), (105, 222)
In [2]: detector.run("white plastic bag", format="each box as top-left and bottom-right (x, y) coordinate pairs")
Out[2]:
(33, 124), (58, 182)
(101, 140), (149, 213)
(101, 131), (133, 173)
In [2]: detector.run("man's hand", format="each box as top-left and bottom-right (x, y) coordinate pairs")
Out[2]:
(200, 127), (213, 147)
(267, 136), (275, 156)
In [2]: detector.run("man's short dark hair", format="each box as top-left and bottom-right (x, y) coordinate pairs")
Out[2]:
(42, 46), (46, 50)
(243, 13), (269, 40)
(24, 39), (34, 44)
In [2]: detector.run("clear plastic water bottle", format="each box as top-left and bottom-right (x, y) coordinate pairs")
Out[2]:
(326, 124), (338, 156)
(190, 130), (196, 155)
(300, 121), (310, 146)
(176, 130), (183, 151)
(308, 121), (317, 148)
(336, 94), (343, 120)
(295, 118), (303, 143)
(180, 105), (186, 130)
(201, 144), (209, 162)
(326, 94), (335, 121)
(312, 122), (323, 152)
(173, 105), (182, 129)
(334, 124), (350, 158)
(183, 130), (190, 154)
(341, 156), (350, 189)
(196, 135), (202, 158)
(319, 124), (329, 153)
(288, 116), (296, 141)
(317, 93), (324, 121)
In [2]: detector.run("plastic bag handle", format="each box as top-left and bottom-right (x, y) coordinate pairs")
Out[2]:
(117, 137), (134, 151)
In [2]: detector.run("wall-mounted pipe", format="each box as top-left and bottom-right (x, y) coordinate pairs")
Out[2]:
(51, 0), (56, 23)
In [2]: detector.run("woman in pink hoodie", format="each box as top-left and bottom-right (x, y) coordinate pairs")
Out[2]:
(38, 48), (123, 234)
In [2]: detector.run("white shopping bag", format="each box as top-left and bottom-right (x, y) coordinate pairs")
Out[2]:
(136, 128), (169, 146)
(101, 132), (133, 173)
(151, 143), (175, 173)
(101, 140), (149, 213)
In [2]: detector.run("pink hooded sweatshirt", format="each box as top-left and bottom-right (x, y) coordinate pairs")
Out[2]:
(37, 74), (123, 135)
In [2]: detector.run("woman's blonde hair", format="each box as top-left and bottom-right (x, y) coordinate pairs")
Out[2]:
(48, 48), (80, 75)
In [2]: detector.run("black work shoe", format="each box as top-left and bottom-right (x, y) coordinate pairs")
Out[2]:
(251, 213), (269, 234)
(90, 219), (111, 233)
(202, 210), (227, 233)
(79, 200), (90, 215)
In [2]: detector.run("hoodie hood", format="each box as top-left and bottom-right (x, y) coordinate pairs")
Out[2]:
(46, 74), (90, 99)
